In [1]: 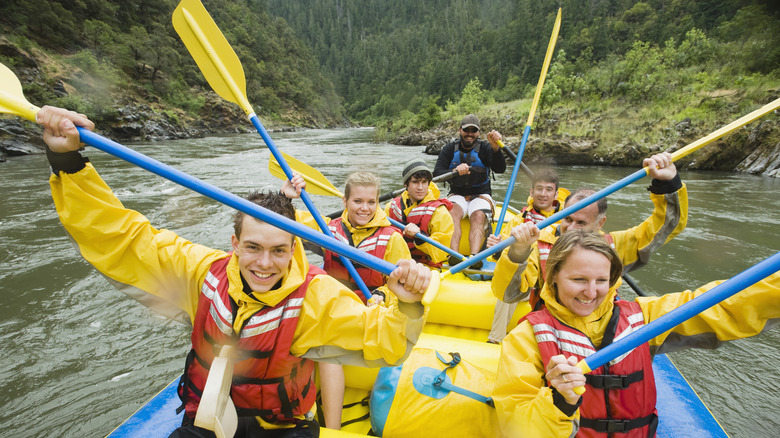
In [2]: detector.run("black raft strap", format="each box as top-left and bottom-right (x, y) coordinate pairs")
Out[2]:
(580, 413), (655, 434)
(585, 370), (644, 389)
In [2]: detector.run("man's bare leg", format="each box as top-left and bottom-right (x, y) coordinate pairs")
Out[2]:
(449, 203), (464, 252)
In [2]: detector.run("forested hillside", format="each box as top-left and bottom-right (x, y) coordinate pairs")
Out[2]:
(269, 0), (779, 123)
(0, 0), (345, 136)
(1, 0), (779, 174)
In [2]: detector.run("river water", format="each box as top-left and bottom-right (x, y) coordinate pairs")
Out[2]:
(0, 127), (778, 437)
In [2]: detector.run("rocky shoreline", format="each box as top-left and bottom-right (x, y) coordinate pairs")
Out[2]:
(391, 114), (780, 177)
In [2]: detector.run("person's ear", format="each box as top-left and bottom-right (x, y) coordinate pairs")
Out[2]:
(231, 234), (239, 251)
(596, 215), (607, 229)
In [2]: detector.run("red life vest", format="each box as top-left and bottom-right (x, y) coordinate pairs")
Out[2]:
(387, 196), (453, 267)
(519, 200), (562, 225)
(523, 300), (658, 437)
(530, 232), (615, 309)
(178, 255), (321, 424)
(323, 217), (400, 291)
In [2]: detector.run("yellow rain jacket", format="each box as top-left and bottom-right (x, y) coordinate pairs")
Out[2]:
(492, 184), (688, 303)
(296, 206), (412, 268)
(383, 184), (454, 266)
(49, 164), (426, 415)
(493, 271), (780, 437)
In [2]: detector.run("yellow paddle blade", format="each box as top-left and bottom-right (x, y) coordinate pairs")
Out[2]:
(0, 63), (40, 121)
(173, 0), (252, 115)
(526, 7), (562, 127)
(268, 152), (344, 198)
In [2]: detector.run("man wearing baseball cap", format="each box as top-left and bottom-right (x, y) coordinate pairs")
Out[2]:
(385, 159), (455, 268)
(433, 114), (506, 267)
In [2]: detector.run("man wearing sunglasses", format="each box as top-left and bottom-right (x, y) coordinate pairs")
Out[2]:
(434, 114), (506, 267)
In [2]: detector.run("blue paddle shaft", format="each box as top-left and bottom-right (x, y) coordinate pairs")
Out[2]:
(386, 217), (464, 260)
(76, 128), (397, 278)
(247, 116), (372, 300)
(495, 124), (532, 235)
(449, 167), (649, 275)
(584, 251), (780, 371)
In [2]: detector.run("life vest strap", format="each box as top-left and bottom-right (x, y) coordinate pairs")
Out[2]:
(580, 413), (655, 433)
(585, 370), (643, 389)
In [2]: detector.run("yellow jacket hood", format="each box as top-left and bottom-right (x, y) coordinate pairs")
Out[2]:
(538, 282), (620, 347)
(226, 236), (310, 311)
(341, 204), (393, 231)
(400, 185), (440, 209)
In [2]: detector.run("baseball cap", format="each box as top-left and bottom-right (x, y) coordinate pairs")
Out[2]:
(460, 114), (480, 130)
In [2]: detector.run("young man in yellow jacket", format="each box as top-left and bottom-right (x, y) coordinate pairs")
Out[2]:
(492, 152), (688, 310)
(385, 159), (454, 268)
(39, 106), (431, 437)
(485, 168), (567, 344)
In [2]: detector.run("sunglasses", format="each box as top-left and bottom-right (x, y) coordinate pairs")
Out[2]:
(462, 127), (479, 133)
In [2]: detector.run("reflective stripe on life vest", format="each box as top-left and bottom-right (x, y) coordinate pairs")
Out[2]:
(179, 255), (320, 425)
(525, 301), (658, 437)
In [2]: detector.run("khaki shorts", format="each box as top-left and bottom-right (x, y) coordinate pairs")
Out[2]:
(448, 194), (495, 220)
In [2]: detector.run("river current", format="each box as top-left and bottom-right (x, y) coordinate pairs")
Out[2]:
(0, 127), (778, 436)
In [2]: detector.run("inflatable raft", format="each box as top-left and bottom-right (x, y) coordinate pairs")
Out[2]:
(106, 269), (728, 437)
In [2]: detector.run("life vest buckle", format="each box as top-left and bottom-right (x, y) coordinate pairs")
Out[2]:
(595, 419), (630, 433)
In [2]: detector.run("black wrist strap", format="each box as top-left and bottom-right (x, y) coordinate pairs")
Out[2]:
(46, 147), (89, 174)
(648, 172), (682, 194)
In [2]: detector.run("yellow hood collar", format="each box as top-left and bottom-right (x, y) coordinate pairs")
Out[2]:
(341, 205), (392, 230)
(401, 185), (439, 207)
(538, 282), (619, 335)
(226, 236), (310, 308)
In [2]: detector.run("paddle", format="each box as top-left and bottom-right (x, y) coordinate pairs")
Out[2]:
(320, 168), (461, 218)
(268, 151), (343, 198)
(266, 157), (467, 262)
(622, 274), (649, 297)
(573, 251), (780, 395)
(0, 62), (440, 306)
(496, 140), (534, 180)
(172, 0), (372, 301)
(194, 345), (237, 438)
(378, 168), (459, 204)
(494, 8), (562, 237)
(445, 96), (780, 276)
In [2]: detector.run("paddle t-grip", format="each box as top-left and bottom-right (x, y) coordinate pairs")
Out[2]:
(573, 360), (592, 395)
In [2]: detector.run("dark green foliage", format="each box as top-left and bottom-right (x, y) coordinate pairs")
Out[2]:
(0, 0), (344, 123)
(268, 0), (779, 125)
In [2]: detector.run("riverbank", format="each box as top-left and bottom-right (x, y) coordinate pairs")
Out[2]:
(0, 37), (352, 162)
(391, 91), (780, 177)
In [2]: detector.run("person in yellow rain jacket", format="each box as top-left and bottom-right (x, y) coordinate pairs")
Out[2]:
(492, 152), (688, 311)
(282, 171), (414, 431)
(284, 171), (412, 301)
(38, 106), (431, 438)
(493, 230), (780, 438)
(384, 159), (454, 268)
(485, 168), (568, 344)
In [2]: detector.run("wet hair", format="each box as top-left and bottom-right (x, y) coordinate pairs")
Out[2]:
(531, 168), (559, 190)
(233, 190), (296, 240)
(344, 172), (380, 200)
(545, 230), (624, 294)
(565, 188), (608, 217)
